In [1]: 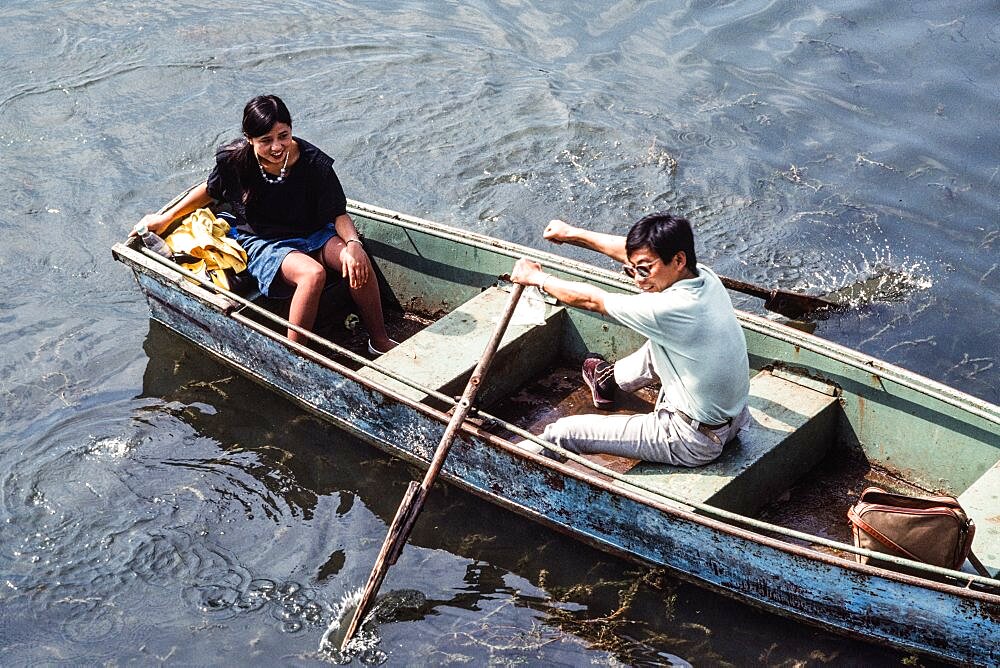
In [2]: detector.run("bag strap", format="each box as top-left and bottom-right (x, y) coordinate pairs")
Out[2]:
(858, 486), (964, 511)
(847, 506), (924, 563)
(967, 551), (994, 579)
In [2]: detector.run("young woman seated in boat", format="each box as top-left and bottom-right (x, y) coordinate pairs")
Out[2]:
(510, 214), (750, 466)
(134, 94), (397, 354)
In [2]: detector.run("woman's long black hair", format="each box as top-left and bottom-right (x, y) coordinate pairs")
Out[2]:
(221, 94), (293, 204)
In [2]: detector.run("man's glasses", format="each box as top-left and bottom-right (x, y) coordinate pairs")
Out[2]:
(621, 260), (658, 279)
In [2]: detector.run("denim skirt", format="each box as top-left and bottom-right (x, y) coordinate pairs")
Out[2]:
(225, 220), (338, 299)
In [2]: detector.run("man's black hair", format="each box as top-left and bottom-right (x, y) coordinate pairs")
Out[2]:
(625, 213), (697, 271)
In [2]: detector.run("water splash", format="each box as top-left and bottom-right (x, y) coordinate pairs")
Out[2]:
(318, 588), (428, 665)
(183, 577), (327, 636)
(86, 435), (134, 459)
(790, 248), (932, 309)
(318, 587), (374, 664)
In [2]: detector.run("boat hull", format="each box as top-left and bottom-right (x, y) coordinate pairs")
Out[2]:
(113, 204), (1000, 665)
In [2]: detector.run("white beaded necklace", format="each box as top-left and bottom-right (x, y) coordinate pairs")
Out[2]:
(257, 150), (289, 184)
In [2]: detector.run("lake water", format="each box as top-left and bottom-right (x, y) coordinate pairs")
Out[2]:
(1, 0), (996, 665)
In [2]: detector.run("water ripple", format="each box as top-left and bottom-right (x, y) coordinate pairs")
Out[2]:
(0, 0), (997, 663)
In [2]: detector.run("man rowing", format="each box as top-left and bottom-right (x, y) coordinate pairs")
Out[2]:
(510, 213), (751, 466)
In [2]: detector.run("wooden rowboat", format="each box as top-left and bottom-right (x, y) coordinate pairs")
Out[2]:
(113, 197), (1000, 664)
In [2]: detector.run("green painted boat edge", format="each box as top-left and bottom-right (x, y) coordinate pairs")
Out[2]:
(348, 199), (999, 494)
(347, 199), (998, 427)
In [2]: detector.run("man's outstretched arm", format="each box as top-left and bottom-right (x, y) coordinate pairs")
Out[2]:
(543, 219), (628, 263)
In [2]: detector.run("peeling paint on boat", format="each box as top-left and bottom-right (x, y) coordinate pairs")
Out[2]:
(112, 200), (1000, 665)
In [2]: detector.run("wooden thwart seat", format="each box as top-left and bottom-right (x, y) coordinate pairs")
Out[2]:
(622, 368), (839, 515)
(958, 459), (1000, 577)
(359, 286), (565, 409)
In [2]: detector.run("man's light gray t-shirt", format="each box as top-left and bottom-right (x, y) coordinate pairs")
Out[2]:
(603, 264), (749, 425)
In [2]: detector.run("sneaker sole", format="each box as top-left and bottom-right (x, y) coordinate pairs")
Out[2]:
(583, 367), (615, 409)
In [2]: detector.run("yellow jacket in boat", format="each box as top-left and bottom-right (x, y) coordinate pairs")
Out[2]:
(165, 208), (247, 290)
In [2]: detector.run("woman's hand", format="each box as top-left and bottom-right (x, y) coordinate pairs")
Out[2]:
(340, 241), (372, 290)
(130, 182), (211, 237)
(542, 219), (573, 244)
(131, 212), (172, 237)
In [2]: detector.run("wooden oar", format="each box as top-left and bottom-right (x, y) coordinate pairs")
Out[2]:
(339, 283), (526, 650)
(719, 275), (841, 320)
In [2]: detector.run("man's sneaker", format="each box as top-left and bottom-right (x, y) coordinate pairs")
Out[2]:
(582, 355), (617, 409)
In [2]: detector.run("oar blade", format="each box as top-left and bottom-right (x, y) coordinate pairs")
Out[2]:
(720, 274), (841, 320)
(340, 481), (422, 650)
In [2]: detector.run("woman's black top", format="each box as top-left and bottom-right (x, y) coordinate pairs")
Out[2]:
(206, 137), (348, 239)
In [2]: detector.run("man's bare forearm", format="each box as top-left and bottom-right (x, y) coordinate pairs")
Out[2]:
(545, 220), (628, 262)
(510, 257), (608, 315)
(540, 273), (608, 314)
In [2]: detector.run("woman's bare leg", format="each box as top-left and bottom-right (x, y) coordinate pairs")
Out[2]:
(320, 237), (395, 352)
(278, 251), (326, 344)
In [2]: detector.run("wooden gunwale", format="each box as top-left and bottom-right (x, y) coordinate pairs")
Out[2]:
(116, 239), (1000, 593)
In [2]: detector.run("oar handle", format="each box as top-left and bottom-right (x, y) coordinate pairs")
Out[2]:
(416, 283), (525, 491)
(386, 283), (525, 564)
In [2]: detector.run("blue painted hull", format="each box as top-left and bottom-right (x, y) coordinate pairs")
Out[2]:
(113, 203), (1000, 665)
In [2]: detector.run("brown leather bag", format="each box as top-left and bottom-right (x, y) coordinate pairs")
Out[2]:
(847, 486), (987, 575)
